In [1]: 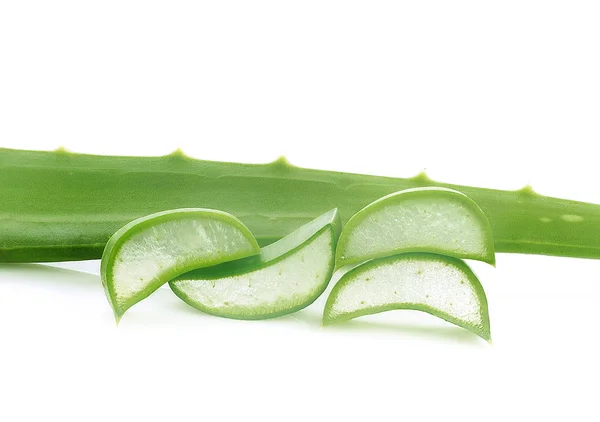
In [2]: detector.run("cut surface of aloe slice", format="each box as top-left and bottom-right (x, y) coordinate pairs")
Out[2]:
(101, 208), (260, 321)
(323, 253), (491, 341)
(335, 187), (495, 269)
(169, 209), (341, 319)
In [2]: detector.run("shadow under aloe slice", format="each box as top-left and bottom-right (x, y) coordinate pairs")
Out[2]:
(101, 208), (260, 322)
(169, 209), (341, 320)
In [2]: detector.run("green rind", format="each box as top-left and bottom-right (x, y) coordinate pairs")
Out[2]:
(2, 147), (600, 262)
(101, 208), (260, 321)
(322, 253), (491, 342)
(170, 225), (338, 320)
(335, 187), (495, 269)
(260, 208), (341, 262)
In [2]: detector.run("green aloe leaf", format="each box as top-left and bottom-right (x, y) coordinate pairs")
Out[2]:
(2, 148), (600, 262)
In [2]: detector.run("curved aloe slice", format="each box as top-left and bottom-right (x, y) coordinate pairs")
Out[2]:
(335, 187), (495, 269)
(323, 253), (491, 341)
(169, 209), (341, 319)
(101, 208), (260, 322)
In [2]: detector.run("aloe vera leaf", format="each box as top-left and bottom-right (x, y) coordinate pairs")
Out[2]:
(169, 209), (341, 319)
(335, 187), (495, 269)
(101, 208), (260, 322)
(323, 253), (491, 342)
(1, 147), (599, 262)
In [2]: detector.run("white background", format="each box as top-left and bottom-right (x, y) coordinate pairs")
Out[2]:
(1, 1), (599, 421)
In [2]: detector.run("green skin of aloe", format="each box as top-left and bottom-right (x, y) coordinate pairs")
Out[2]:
(0, 147), (598, 262)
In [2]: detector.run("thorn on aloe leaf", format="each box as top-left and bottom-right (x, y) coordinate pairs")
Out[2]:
(411, 171), (433, 184)
(270, 156), (293, 169)
(54, 146), (72, 154)
(167, 148), (189, 159)
(516, 184), (537, 197)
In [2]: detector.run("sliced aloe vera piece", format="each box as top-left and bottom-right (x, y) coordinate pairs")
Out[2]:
(323, 253), (491, 341)
(169, 209), (341, 319)
(335, 187), (495, 269)
(101, 208), (260, 322)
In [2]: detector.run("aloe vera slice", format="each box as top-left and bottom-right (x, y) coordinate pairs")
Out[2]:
(101, 208), (260, 322)
(169, 209), (341, 319)
(323, 253), (491, 341)
(335, 187), (495, 269)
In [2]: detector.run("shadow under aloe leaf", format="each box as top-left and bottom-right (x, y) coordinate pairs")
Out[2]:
(0, 265), (487, 344)
(322, 317), (485, 345)
(171, 298), (321, 328)
(171, 301), (483, 344)
(0, 263), (102, 292)
(169, 297), (215, 319)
